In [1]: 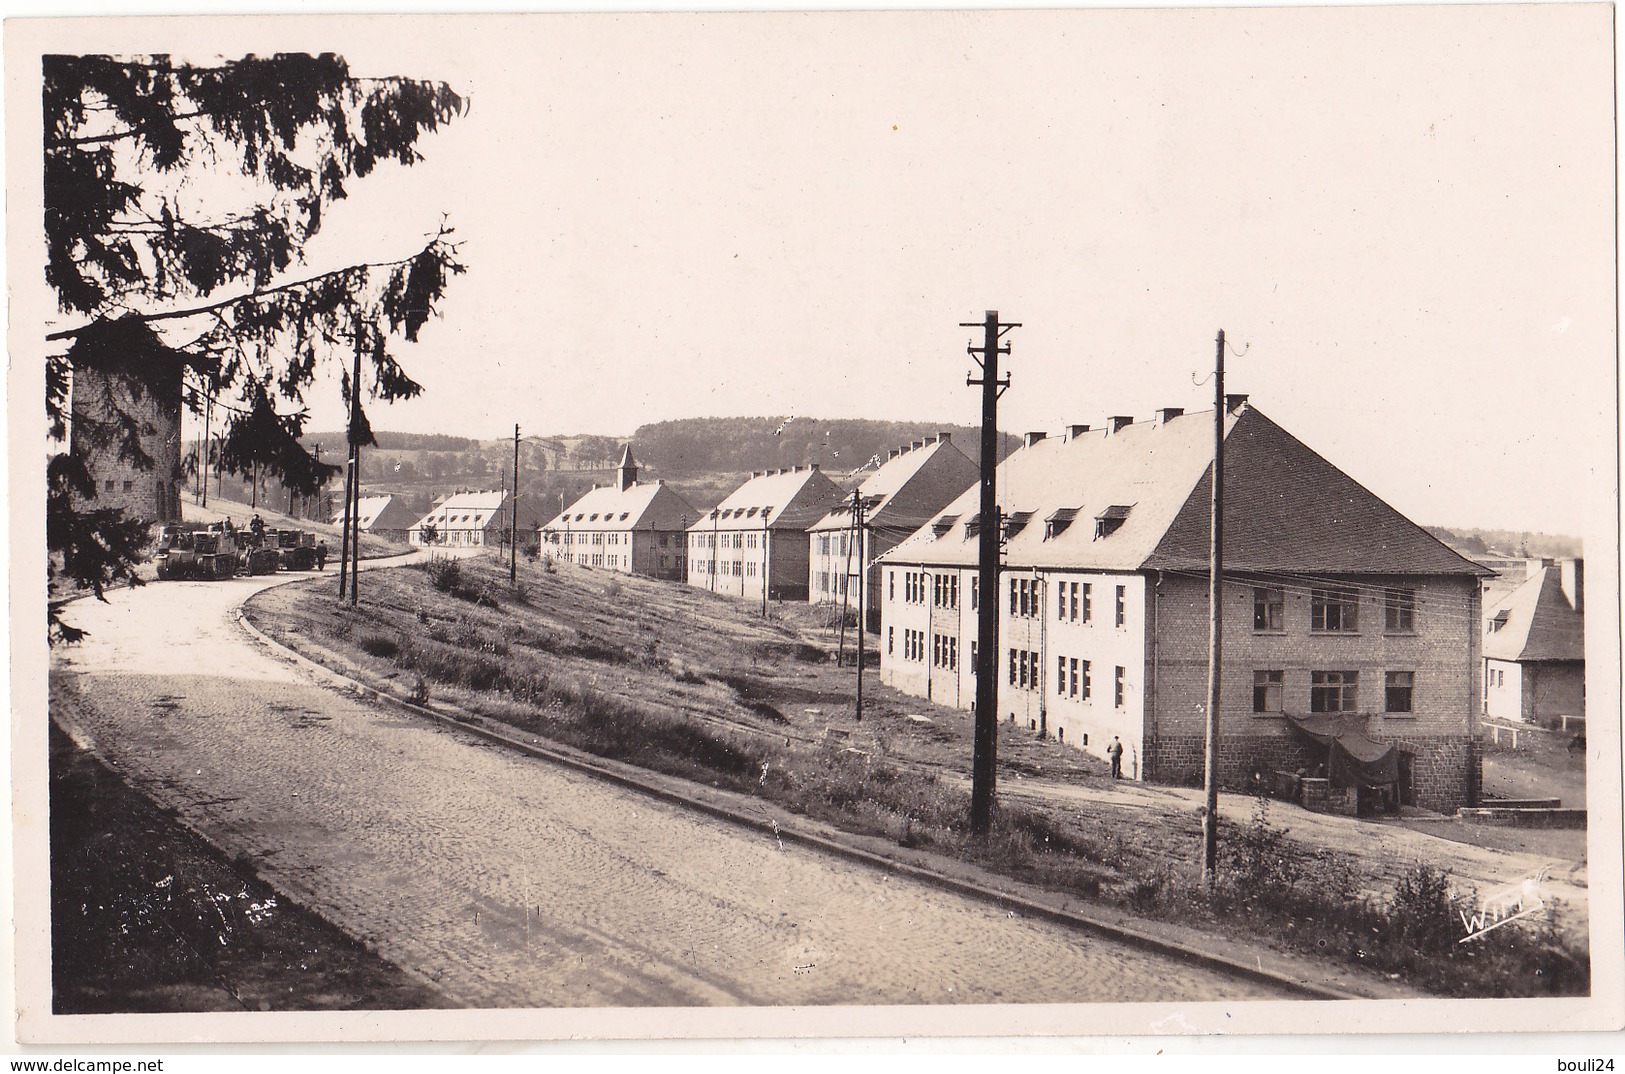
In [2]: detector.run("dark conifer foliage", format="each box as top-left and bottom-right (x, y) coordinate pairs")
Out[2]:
(44, 52), (467, 642)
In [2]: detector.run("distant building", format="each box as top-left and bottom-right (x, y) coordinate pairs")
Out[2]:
(538, 447), (696, 580)
(69, 362), (185, 525)
(1483, 558), (1585, 725)
(806, 433), (978, 632)
(410, 490), (510, 547)
(878, 401), (1492, 814)
(688, 465), (843, 604)
(332, 494), (419, 544)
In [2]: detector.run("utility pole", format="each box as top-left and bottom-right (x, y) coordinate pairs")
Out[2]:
(511, 423), (520, 586)
(199, 388), (211, 507)
(346, 320), (365, 607)
(1202, 328), (1226, 884)
(855, 492), (866, 722)
(837, 489), (858, 667)
(964, 309), (1017, 836)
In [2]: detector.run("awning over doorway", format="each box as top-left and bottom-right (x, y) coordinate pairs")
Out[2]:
(1286, 713), (1400, 788)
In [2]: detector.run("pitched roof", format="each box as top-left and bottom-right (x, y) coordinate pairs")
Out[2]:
(689, 467), (843, 532)
(540, 480), (696, 533)
(880, 405), (1490, 577)
(808, 437), (979, 536)
(336, 494), (419, 533)
(413, 490), (510, 531)
(1483, 565), (1585, 662)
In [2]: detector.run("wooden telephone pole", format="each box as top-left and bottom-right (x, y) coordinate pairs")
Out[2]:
(1202, 328), (1226, 884)
(965, 310), (1017, 836)
(511, 423), (520, 586)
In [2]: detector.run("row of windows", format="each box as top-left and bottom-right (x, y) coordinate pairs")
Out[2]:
(1008, 648), (1042, 692)
(1013, 578), (1128, 627)
(1056, 581), (1093, 623)
(1251, 669), (1415, 714)
(900, 628), (926, 662)
(816, 533), (853, 558)
(889, 569), (980, 609)
(690, 559), (758, 578)
(816, 571), (851, 596)
(1254, 587), (1416, 634)
(688, 532), (764, 550)
(933, 633), (958, 670)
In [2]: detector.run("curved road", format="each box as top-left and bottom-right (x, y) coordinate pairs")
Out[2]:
(52, 560), (1283, 1006)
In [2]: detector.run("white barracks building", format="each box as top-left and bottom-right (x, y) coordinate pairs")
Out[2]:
(877, 399), (1491, 813)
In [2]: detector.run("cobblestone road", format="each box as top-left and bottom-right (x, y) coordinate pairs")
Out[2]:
(53, 565), (1282, 1007)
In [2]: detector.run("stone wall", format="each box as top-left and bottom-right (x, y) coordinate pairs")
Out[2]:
(1143, 730), (1480, 813)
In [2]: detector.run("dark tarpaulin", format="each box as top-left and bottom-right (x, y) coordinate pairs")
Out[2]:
(1286, 713), (1400, 788)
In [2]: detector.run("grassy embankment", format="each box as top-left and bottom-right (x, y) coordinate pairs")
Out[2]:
(247, 553), (1589, 998)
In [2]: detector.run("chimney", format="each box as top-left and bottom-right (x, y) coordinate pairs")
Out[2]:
(1024, 431), (1048, 447)
(1158, 407), (1184, 423)
(1068, 423), (1091, 439)
(1225, 393), (1249, 413)
(1560, 558), (1584, 614)
(809, 463), (820, 471)
(937, 431), (952, 443)
(1109, 415), (1134, 433)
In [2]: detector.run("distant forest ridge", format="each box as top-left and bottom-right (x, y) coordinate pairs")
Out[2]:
(306, 416), (1014, 478)
(1424, 525), (1583, 559)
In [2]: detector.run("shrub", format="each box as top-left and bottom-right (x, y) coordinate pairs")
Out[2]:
(1388, 861), (1465, 953)
(409, 675), (430, 705)
(357, 633), (400, 659)
(424, 557), (462, 593)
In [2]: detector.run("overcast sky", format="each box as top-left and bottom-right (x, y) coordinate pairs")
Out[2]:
(18, 6), (1617, 536)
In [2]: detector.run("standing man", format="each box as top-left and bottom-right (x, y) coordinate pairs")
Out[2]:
(316, 539), (329, 571)
(1108, 736), (1124, 780)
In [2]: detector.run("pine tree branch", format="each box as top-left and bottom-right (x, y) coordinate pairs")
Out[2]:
(46, 109), (209, 151)
(45, 235), (452, 341)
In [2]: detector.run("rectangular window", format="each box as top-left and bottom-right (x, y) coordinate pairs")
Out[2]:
(1115, 585), (1127, 627)
(1058, 582), (1067, 621)
(1311, 588), (1360, 633)
(949, 637), (957, 670)
(1058, 655), (1067, 695)
(1019, 650), (1030, 689)
(887, 627), (894, 655)
(1079, 659), (1091, 700)
(1069, 657), (1079, 698)
(1253, 588), (1285, 632)
(1311, 670), (1359, 712)
(889, 571), (895, 601)
(1010, 578), (1019, 615)
(1253, 670), (1284, 713)
(1081, 583), (1092, 623)
(1385, 671), (1415, 713)
(1009, 648), (1018, 686)
(950, 575), (958, 608)
(971, 578), (979, 610)
(1069, 582), (1079, 622)
(1114, 666), (1126, 707)
(1385, 589), (1416, 633)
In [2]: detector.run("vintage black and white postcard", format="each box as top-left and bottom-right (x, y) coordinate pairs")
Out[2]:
(7, 3), (1621, 1048)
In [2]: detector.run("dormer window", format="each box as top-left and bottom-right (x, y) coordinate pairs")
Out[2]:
(963, 513), (981, 539)
(1044, 507), (1079, 540)
(1094, 504), (1132, 539)
(932, 514), (958, 539)
(1002, 511), (1034, 539)
(1488, 609), (1510, 633)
